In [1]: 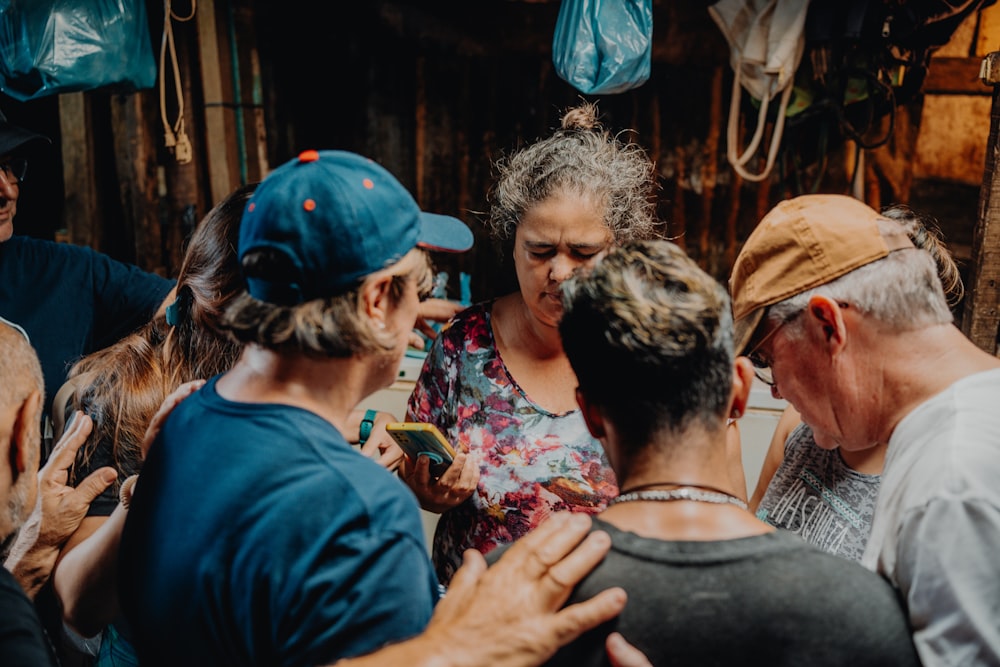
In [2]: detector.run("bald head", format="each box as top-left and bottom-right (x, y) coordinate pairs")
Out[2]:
(0, 318), (44, 543)
(0, 318), (43, 414)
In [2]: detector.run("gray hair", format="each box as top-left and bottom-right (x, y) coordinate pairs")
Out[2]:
(559, 239), (734, 445)
(881, 205), (964, 308)
(486, 102), (659, 242)
(768, 217), (953, 332)
(222, 249), (432, 357)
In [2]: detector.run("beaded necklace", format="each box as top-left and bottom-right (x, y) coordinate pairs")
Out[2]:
(609, 482), (748, 511)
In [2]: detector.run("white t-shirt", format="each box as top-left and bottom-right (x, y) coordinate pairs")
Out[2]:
(863, 368), (1000, 667)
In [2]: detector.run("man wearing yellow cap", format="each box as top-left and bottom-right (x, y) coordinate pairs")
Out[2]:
(730, 194), (1000, 666)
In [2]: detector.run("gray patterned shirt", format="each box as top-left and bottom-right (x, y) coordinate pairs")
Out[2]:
(756, 423), (880, 562)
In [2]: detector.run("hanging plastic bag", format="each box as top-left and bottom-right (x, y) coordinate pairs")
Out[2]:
(709, 0), (810, 181)
(0, 0), (157, 102)
(552, 0), (653, 96)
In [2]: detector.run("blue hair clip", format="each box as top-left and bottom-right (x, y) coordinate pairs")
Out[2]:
(165, 298), (181, 327)
(164, 289), (191, 327)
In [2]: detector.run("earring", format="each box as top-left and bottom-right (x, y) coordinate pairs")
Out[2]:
(730, 408), (742, 419)
(377, 321), (386, 330)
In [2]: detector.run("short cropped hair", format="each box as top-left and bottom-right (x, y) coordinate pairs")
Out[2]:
(559, 239), (734, 446)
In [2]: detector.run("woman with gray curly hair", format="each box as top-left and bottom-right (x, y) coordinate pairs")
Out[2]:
(402, 102), (661, 584)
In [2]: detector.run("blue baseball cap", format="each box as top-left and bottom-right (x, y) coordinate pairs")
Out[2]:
(239, 149), (473, 305)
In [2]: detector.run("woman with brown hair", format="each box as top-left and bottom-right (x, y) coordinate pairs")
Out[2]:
(50, 183), (256, 665)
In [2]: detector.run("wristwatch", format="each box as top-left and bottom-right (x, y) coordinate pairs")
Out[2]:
(359, 409), (378, 446)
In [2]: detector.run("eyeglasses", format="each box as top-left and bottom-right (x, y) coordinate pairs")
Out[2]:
(744, 310), (802, 386)
(0, 157), (28, 185)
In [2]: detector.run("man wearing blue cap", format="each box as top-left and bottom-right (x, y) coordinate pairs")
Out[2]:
(0, 109), (174, 444)
(118, 150), (475, 666)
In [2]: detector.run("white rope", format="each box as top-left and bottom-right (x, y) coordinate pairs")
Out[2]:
(159, 0), (197, 164)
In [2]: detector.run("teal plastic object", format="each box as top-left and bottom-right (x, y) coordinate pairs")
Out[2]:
(552, 0), (653, 95)
(0, 0), (157, 101)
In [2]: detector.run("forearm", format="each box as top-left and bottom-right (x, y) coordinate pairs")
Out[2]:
(53, 505), (127, 637)
(7, 543), (60, 600)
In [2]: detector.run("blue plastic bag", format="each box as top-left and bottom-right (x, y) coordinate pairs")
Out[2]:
(552, 0), (652, 95)
(0, 0), (157, 102)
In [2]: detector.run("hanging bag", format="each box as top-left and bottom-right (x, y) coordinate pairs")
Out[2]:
(0, 0), (157, 102)
(552, 0), (653, 96)
(709, 0), (811, 181)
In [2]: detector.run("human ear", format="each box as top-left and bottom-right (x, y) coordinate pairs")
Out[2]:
(729, 357), (754, 419)
(806, 295), (847, 350)
(10, 390), (42, 478)
(576, 388), (605, 439)
(361, 274), (394, 331)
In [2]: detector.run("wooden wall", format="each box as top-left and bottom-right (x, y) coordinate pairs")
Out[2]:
(3, 0), (998, 339)
(255, 1), (777, 301)
(253, 0), (1000, 314)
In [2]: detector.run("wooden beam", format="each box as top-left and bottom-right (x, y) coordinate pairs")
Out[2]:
(247, 26), (270, 181)
(961, 52), (1000, 355)
(111, 93), (164, 275)
(57, 93), (98, 249)
(925, 57), (992, 95)
(699, 65), (723, 266)
(196, 0), (235, 204)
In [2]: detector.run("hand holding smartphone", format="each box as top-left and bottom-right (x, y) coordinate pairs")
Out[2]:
(385, 422), (457, 478)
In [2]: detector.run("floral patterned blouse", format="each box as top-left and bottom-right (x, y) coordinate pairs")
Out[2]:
(406, 301), (618, 584)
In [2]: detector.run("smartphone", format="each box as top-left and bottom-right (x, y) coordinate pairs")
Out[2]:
(385, 422), (456, 478)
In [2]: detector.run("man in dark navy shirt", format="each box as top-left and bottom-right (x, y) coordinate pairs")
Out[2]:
(0, 109), (174, 444)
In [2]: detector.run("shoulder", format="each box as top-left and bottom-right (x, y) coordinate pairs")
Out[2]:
(778, 534), (896, 592)
(424, 301), (494, 362)
(6, 236), (172, 289)
(439, 301), (490, 337)
(2, 235), (91, 263)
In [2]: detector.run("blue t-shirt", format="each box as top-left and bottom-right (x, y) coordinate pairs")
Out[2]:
(0, 235), (174, 405)
(119, 376), (440, 667)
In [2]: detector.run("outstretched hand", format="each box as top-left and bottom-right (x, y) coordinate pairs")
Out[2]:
(408, 298), (465, 350)
(418, 513), (626, 667)
(54, 379), (206, 635)
(5, 411), (117, 598)
(33, 412), (117, 551)
(141, 379), (205, 459)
